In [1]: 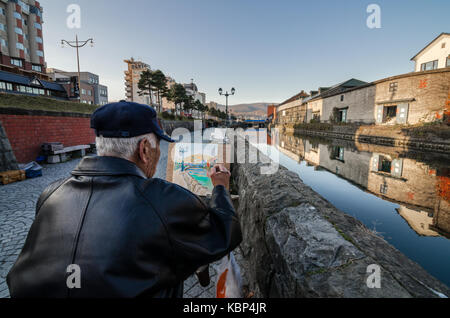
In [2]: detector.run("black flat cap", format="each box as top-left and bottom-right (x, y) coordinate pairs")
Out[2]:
(91, 100), (175, 142)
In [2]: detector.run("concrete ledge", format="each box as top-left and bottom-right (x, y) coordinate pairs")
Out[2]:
(232, 138), (450, 298)
(159, 120), (195, 137)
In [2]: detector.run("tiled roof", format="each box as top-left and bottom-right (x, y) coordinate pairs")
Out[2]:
(279, 90), (309, 106)
(309, 78), (369, 101)
(0, 70), (66, 92)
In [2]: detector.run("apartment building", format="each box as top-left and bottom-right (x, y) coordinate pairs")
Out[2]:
(0, 0), (45, 74)
(47, 68), (109, 105)
(124, 58), (157, 105)
(161, 76), (175, 111)
(411, 33), (450, 72)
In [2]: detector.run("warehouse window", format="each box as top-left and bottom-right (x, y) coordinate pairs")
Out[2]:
(0, 23), (5, 31)
(447, 57), (450, 68)
(389, 82), (398, 92)
(13, 12), (22, 20)
(15, 27), (23, 35)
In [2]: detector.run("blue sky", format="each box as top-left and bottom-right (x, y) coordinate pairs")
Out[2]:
(40, 0), (449, 104)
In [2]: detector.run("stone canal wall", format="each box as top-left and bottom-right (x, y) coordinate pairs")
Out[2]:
(159, 120), (195, 136)
(232, 139), (450, 298)
(283, 124), (450, 153)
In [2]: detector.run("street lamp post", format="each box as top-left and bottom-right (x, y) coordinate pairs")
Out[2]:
(218, 87), (235, 125)
(61, 35), (94, 102)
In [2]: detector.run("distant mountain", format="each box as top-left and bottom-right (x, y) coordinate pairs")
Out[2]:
(217, 103), (276, 118)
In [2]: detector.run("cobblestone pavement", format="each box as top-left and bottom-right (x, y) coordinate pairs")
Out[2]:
(0, 159), (82, 298)
(0, 141), (231, 298)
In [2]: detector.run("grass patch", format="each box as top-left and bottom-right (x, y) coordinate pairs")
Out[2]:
(0, 92), (99, 114)
(294, 123), (334, 131)
(401, 122), (450, 140)
(330, 222), (355, 245)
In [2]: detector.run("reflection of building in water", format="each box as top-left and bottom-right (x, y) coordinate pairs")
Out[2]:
(304, 140), (321, 167)
(275, 133), (305, 162)
(318, 145), (372, 189)
(432, 173), (450, 236)
(276, 133), (450, 237)
(397, 206), (439, 237)
(367, 155), (449, 237)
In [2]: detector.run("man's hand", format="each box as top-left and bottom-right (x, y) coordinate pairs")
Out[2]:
(207, 164), (231, 189)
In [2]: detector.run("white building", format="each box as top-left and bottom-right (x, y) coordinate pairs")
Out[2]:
(411, 33), (450, 72)
(183, 83), (206, 104)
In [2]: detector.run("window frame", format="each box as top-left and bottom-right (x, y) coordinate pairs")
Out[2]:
(421, 60), (439, 71)
(389, 82), (398, 92)
(32, 64), (42, 72)
(10, 58), (23, 67)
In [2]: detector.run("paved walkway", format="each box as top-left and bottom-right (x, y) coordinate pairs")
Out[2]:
(0, 141), (222, 298)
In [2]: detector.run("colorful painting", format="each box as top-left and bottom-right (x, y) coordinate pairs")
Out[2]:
(167, 143), (219, 196)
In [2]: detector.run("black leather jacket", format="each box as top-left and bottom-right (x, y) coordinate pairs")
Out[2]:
(7, 156), (242, 298)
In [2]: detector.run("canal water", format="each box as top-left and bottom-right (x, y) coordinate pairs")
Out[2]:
(254, 132), (450, 287)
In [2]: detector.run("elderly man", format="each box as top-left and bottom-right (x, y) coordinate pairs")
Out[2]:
(7, 101), (242, 298)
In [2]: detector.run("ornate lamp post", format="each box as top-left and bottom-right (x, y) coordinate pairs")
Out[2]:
(218, 87), (235, 125)
(61, 35), (94, 102)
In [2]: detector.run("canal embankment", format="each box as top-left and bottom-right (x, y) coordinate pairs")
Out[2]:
(280, 123), (450, 153)
(232, 137), (450, 298)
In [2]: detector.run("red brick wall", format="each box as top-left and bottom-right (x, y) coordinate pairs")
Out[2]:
(0, 114), (95, 163)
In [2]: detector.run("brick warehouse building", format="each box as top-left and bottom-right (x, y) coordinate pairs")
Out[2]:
(0, 0), (45, 74)
(276, 68), (450, 126)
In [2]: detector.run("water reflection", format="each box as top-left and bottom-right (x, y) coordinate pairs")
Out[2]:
(256, 131), (450, 286)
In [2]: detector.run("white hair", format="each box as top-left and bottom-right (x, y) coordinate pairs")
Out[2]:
(96, 133), (158, 159)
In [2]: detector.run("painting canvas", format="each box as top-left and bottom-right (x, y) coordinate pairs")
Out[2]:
(166, 143), (223, 196)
